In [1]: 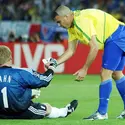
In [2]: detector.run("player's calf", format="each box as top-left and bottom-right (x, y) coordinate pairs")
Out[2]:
(47, 100), (78, 118)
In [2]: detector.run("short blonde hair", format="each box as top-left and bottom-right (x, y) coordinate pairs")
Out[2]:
(0, 46), (12, 65)
(55, 5), (72, 16)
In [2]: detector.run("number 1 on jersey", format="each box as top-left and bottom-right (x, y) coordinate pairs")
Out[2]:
(1, 87), (9, 108)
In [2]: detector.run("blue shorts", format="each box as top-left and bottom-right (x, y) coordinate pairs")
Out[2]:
(102, 25), (125, 71)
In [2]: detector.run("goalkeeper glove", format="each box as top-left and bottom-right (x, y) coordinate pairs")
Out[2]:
(32, 89), (41, 98)
(42, 58), (58, 71)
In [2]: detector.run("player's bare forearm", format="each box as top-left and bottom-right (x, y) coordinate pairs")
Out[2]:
(57, 49), (74, 65)
(57, 40), (78, 65)
(84, 46), (98, 68)
(83, 36), (98, 69)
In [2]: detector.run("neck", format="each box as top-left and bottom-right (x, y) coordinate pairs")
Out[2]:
(0, 61), (12, 67)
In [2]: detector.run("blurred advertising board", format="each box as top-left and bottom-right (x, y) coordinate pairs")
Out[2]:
(0, 42), (103, 74)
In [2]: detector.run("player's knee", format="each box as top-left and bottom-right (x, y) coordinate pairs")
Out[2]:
(100, 70), (112, 78)
(112, 72), (117, 80)
(43, 103), (52, 116)
(100, 69), (113, 81)
(112, 72), (124, 80)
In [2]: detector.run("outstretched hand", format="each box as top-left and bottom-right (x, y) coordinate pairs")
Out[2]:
(42, 58), (58, 71)
(73, 67), (88, 81)
(42, 58), (51, 69)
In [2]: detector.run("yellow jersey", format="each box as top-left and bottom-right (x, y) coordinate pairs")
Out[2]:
(68, 9), (125, 50)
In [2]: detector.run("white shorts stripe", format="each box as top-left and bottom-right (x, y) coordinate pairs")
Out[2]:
(28, 106), (46, 116)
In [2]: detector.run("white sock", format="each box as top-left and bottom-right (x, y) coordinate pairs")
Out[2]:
(47, 107), (68, 118)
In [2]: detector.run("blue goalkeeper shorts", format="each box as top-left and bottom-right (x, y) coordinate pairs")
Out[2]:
(102, 25), (125, 71)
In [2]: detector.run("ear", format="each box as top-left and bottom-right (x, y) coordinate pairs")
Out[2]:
(65, 15), (68, 18)
(64, 15), (69, 19)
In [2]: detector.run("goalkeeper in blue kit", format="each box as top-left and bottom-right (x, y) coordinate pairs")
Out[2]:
(0, 45), (78, 119)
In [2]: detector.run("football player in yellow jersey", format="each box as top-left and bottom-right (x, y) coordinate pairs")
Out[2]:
(50, 5), (125, 120)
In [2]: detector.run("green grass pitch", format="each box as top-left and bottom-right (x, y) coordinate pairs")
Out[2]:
(1, 74), (125, 125)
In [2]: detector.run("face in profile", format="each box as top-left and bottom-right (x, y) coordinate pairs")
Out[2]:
(55, 15), (72, 29)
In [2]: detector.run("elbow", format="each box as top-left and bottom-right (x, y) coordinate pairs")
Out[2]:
(92, 46), (99, 53)
(40, 80), (52, 87)
(66, 49), (74, 57)
(44, 79), (52, 87)
(70, 51), (74, 56)
(94, 47), (99, 53)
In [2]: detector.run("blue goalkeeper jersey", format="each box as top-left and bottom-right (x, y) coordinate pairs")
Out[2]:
(0, 66), (53, 113)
